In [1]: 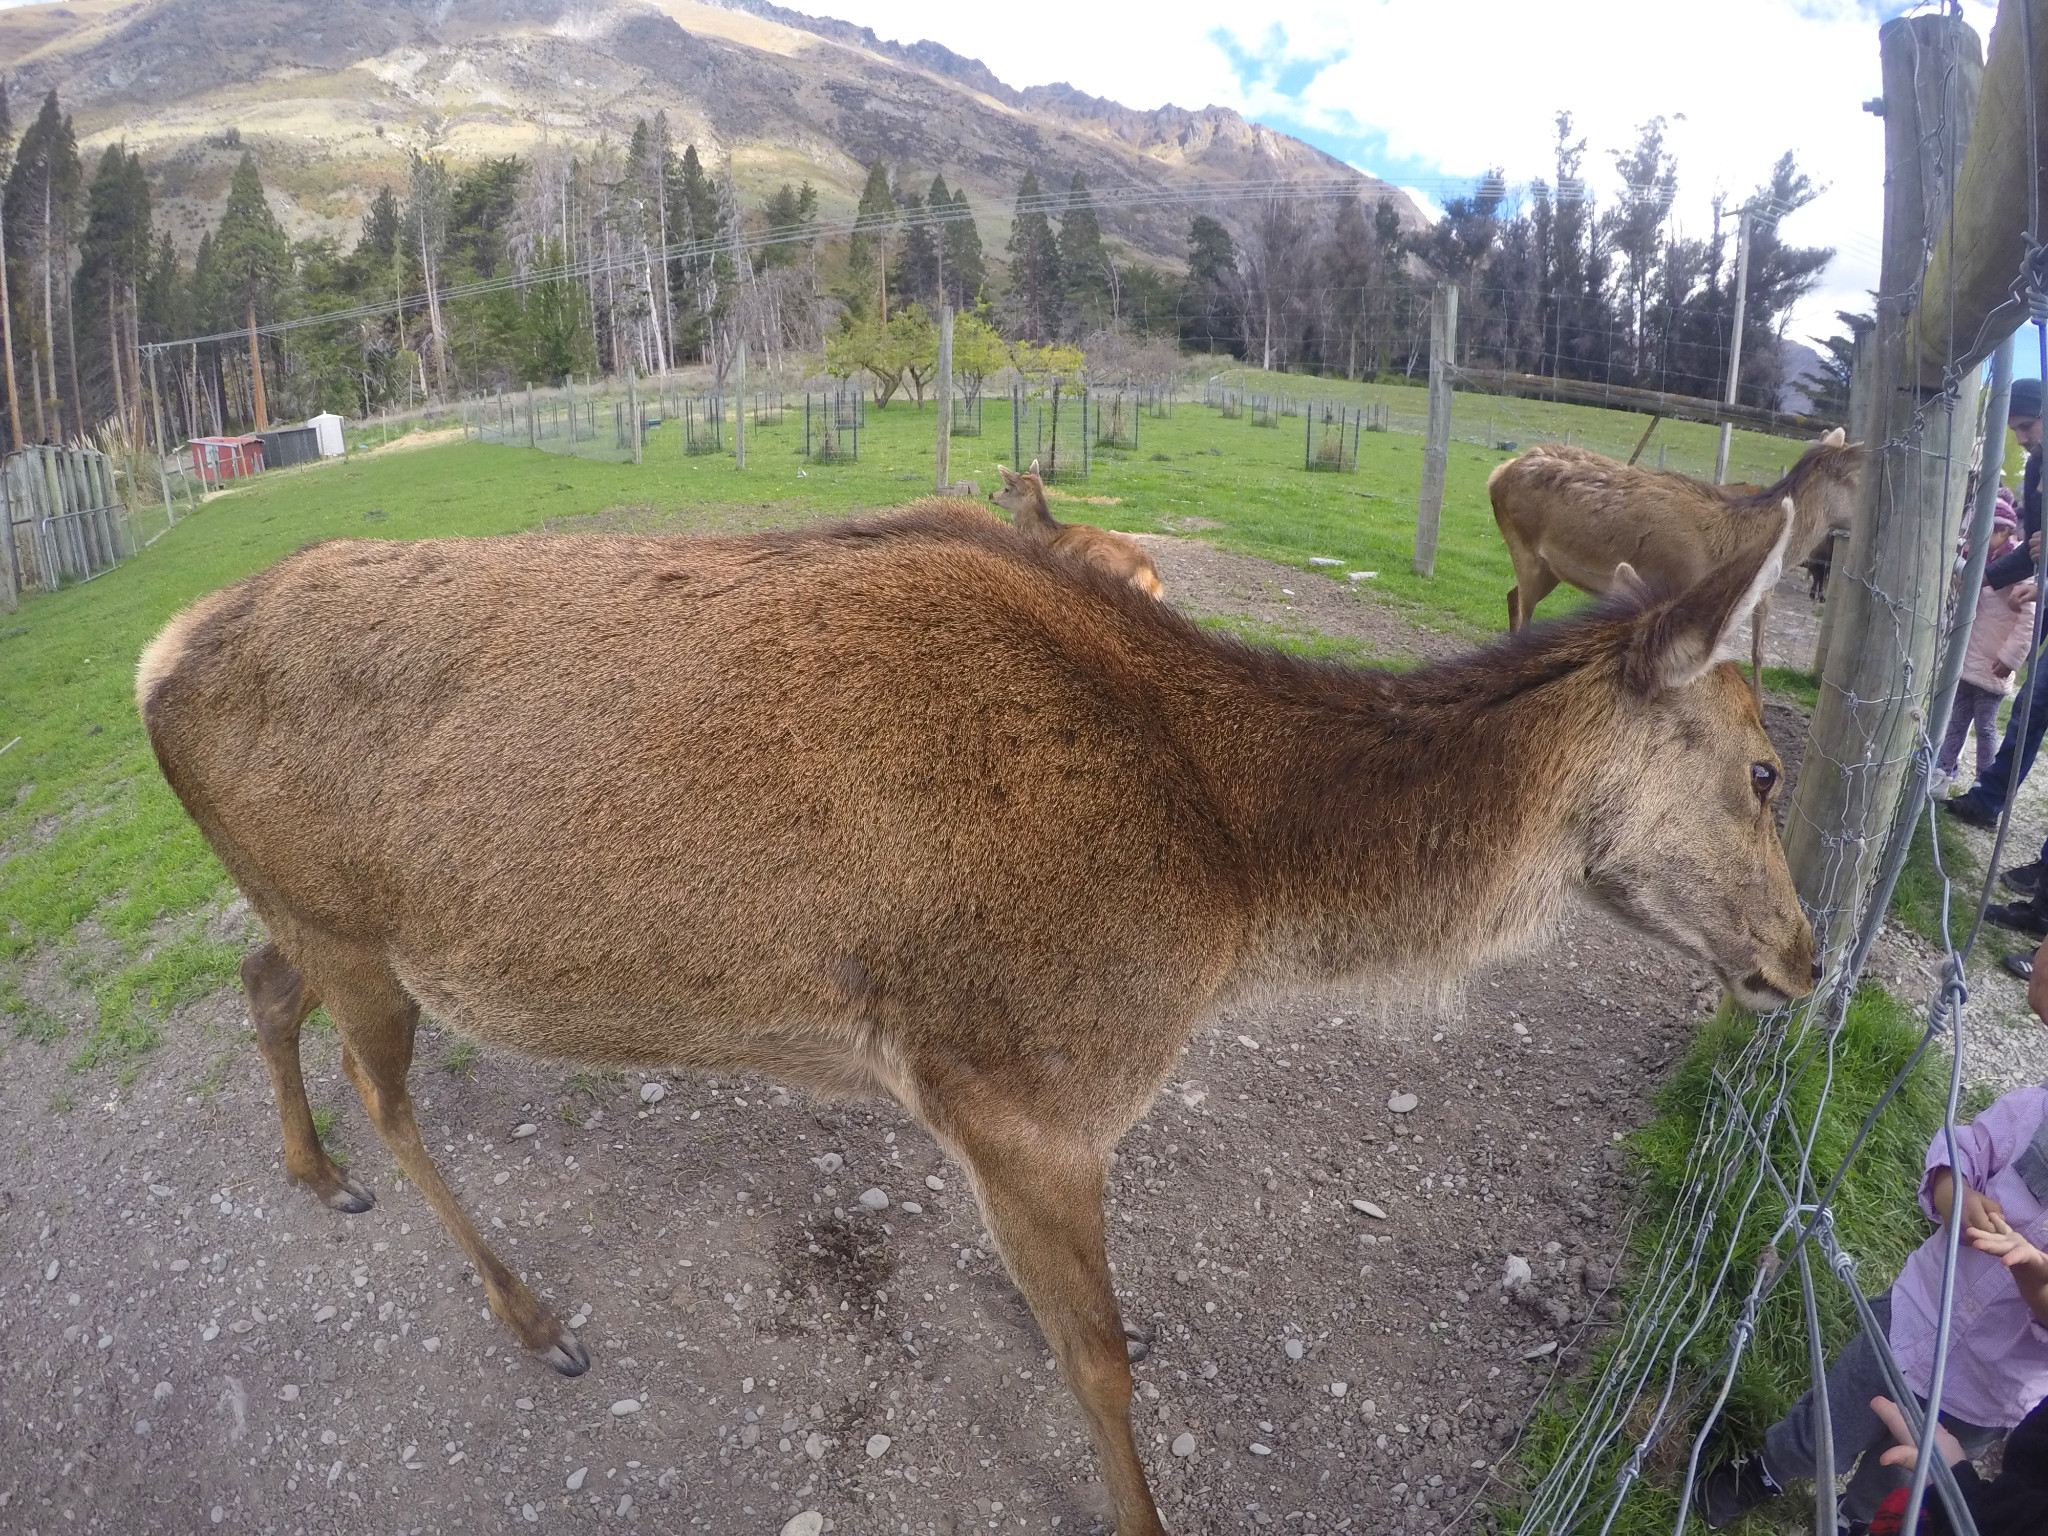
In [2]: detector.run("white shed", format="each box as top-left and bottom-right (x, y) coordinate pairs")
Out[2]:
(307, 413), (346, 458)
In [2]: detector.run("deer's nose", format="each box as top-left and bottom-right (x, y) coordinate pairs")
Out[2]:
(1811, 958), (1824, 983)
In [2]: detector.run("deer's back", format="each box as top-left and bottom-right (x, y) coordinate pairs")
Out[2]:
(1489, 446), (1725, 591)
(140, 513), (1245, 1101)
(1049, 524), (1166, 598)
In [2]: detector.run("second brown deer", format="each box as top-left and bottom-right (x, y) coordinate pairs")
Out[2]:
(138, 503), (1812, 1535)
(993, 460), (1166, 597)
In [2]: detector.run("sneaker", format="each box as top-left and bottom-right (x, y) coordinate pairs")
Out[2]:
(2001, 859), (2045, 896)
(1943, 794), (2003, 829)
(1698, 1451), (1782, 1528)
(1985, 899), (2048, 940)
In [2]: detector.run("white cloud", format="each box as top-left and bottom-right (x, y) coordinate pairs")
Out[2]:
(809, 0), (2002, 349)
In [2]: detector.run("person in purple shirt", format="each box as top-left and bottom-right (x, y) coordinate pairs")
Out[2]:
(1700, 1081), (2048, 1530)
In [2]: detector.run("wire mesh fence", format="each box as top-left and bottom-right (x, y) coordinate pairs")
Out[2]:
(1304, 403), (1362, 473)
(1009, 381), (1090, 482)
(1093, 389), (1140, 452)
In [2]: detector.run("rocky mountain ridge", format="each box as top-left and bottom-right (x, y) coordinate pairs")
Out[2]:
(0, 0), (1417, 269)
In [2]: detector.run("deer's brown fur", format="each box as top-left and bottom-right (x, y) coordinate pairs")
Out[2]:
(1490, 428), (1863, 630)
(993, 461), (1166, 597)
(138, 503), (1812, 1535)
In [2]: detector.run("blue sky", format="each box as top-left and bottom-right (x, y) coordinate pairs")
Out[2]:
(2, 0), (2032, 375)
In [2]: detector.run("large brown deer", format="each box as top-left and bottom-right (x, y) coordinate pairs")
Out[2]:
(1490, 427), (1863, 631)
(993, 460), (1166, 597)
(138, 503), (1814, 1536)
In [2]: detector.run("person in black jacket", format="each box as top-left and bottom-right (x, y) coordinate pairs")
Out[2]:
(1866, 1390), (2048, 1535)
(1946, 380), (2046, 919)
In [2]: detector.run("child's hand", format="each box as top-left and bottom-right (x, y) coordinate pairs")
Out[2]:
(1871, 1396), (1968, 1470)
(1967, 1210), (2048, 1328)
(1931, 1166), (2006, 1230)
(2015, 580), (2038, 602)
(1966, 1210), (2048, 1273)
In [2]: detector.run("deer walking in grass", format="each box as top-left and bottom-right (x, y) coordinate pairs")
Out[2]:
(138, 503), (1814, 1536)
(993, 460), (1166, 597)
(1489, 429), (1862, 691)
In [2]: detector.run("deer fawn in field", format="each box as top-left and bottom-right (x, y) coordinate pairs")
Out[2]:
(140, 503), (1813, 1535)
(992, 460), (1165, 597)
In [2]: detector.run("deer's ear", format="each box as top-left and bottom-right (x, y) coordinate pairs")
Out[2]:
(1028, 458), (1041, 476)
(1626, 498), (1791, 694)
(1610, 561), (1652, 603)
(997, 464), (1017, 486)
(1821, 426), (1845, 446)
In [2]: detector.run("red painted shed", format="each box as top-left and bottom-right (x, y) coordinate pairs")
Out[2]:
(189, 435), (266, 483)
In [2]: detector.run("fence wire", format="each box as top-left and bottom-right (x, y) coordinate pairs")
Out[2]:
(1499, 17), (2036, 1533)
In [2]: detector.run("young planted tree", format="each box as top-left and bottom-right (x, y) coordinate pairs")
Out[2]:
(212, 152), (291, 429)
(948, 307), (1008, 403)
(1006, 170), (1060, 341)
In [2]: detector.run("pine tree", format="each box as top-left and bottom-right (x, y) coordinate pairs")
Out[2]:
(212, 150), (291, 428)
(895, 189), (937, 306)
(1180, 215), (1240, 357)
(74, 143), (153, 437)
(1006, 171), (1059, 341)
(940, 186), (983, 309)
(4, 90), (83, 439)
(847, 159), (896, 317)
(1057, 172), (1107, 335)
(0, 81), (18, 450)
(759, 182), (818, 271)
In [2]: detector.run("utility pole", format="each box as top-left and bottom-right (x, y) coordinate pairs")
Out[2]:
(1714, 209), (1752, 485)
(1412, 282), (1457, 576)
(1785, 11), (1985, 963)
(935, 306), (953, 491)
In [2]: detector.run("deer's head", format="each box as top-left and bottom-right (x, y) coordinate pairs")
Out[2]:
(991, 462), (1046, 522)
(1578, 501), (1816, 1010)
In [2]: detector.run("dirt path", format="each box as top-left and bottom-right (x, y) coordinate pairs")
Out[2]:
(0, 534), (1886, 1536)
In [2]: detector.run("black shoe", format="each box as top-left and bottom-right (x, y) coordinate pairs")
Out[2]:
(2002, 951), (2036, 981)
(1943, 794), (2003, 829)
(1698, 1452), (1781, 1528)
(1985, 900), (2048, 940)
(2001, 860), (2045, 896)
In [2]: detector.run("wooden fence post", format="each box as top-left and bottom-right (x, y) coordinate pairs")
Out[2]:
(935, 306), (953, 491)
(0, 457), (16, 612)
(628, 368), (643, 466)
(1412, 282), (1457, 576)
(1785, 11), (1985, 954)
(733, 341), (746, 472)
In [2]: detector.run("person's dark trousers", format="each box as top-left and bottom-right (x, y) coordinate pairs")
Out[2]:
(1952, 651), (2048, 817)
(1760, 1292), (2002, 1524)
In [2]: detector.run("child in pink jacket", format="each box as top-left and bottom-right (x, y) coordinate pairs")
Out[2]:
(1937, 502), (2037, 795)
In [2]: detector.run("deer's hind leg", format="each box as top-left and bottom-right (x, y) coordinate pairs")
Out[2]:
(301, 937), (589, 1377)
(243, 941), (374, 1213)
(940, 1114), (1165, 1536)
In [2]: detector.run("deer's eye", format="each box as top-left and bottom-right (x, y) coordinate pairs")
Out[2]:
(1751, 762), (1778, 800)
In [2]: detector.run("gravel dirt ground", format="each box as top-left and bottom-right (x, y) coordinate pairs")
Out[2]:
(2, 531), (2038, 1536)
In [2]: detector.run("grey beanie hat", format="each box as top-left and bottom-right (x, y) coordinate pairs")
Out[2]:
(2011, 377), (2043, 421)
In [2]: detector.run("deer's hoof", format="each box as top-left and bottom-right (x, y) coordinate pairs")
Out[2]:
(323, 1176), (375, 1214)
(1123, 1324), (1156, 1364)
(537, 1329), (590, 1377)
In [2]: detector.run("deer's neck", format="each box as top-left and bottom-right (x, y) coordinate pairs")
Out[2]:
(1181, 659), (1596, 992)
